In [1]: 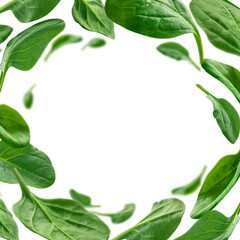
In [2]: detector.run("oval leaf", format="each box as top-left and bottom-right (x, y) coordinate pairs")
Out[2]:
(72, 0), (114, 39)
(112, 198), (185, 240)
(82, 38), (106, 50)
(0, 141), (55, 188)
(0, 0), (61, 23)
(13, 169), (110, 240)
(0, 19), (65, 92)
(0, 104), (30, 148)
(23, 84), (36, 109)
(191, 150), (240, 219)
(0, 25), (13, 44)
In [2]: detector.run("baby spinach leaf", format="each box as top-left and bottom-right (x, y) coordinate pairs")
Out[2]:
(0, 198), (18, 240)
(23, 84), (36, 109)
(13, 169), (110, 240)
(197, 84), (240, 144)
(92, 203), (136, 224)
(0, 104), (30, 148)
(112, 198), (185, 240)
(157, 42), (200, 70)
(190, 0), (240, 56)
(0, 25), (13, 44)
(82, 38), (106, 50)
(202, 59), (240, 104)
(72, 0), (114, 39)
(0, 0), (60, 23)
(191, 150), (240, 219)
(172, 165), (207, 195)
(0, 141), (55, 188)
(176, 203), (240, 240)
(0, 19), (65, 92)
(45, 34), (83, 61)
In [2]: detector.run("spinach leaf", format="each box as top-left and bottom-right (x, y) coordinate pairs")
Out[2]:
(92, 203), (136, 224)
(0, 104), (30, 148)
(157, 42), (200, 70)
(172, 165), (207, 195)
(202, 59), (240, 104)
(23, 84), (35, 109)
(72, 0), (114, 39)
(112, 198), (185, 240)
(82, 38), (106, 50)
(0, 0), (60, 23)
(0, 25), (13, 44)
(0, 141), (55, 188)
(45, 34), (83, 61)
(197, 84), (240, 144)
(0, 19), (65, 92)
(190, 0), (240, 56)
(0, 198), (18, 240)
(13, 169), (110, 240)
(191, 150), (240, 219)
(176, 203), (240, 240)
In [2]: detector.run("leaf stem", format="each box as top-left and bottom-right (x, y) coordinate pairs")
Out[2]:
(189, 58), (201, 71)
(81, 43), (89, 51)
(0, 70), (6, 92)
(91, 210), (112, 217)
(44, 51), (52, 62)
(196, 84), (215, 98)
(194, 33), (204, 65)
(0, 0), (16, 14)
(29, 84), (36, 92)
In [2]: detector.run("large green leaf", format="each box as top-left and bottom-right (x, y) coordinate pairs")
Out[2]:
(176, 204), (240, 240)
(72, 0), (114, 39)
(0, 25), (13, 44)
(13, 169), (110, 240)
(191, 150), (240, 219)
(112, 198), (185, 240)
(0, 0), (60, 23)
(0, 141), (55, 188)
(190, 0), (240, 56)
(0, 19), (65, 92)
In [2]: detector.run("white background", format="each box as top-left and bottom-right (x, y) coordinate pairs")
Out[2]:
(0, 0), (240, 239)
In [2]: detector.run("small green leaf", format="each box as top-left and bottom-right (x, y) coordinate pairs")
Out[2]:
(112, 198), (185, 240)
(172, 165), (207, 195)
(0, 0), (61, 23)
(0, 104), (30, 148)
(23, 84), (36, 109)
(0, 25), (13, 44)
(0, 141), (55, 188)
(202, 59), (240, 104)
(13, 169), (110, 240)
(176, 203), (240, 240)
(191, 150), (240, 219)
(0, 19), (65, 92)
(92, 203), (136, 224)
(45, 34), (83, 61)
(197, 84), (240, 144)
(82, 38), (106, 50)
(0, 198), (18, 240)
(72, 0), (114, 39)
(157, 42), (200, 70)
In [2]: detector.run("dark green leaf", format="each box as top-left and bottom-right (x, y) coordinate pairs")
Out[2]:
(0, 19), (65, 92)
(13, 169), (110, 240)
(0, 198), (18, 240)
(0, 141), (55, 188)
(0, 104), (30, 148)
(176, 203), (240, 240)
(82, 38), (106, 50)
(172, 165), (207, 195)
(72, 0), (114, 39)
(92, 203), (136, 224)
(45, 34), (83, 61)
(112, 198), (185, 240)
(191, 150), (240, 219)
(157, 42), (200, 70)
(190, 0), (240, 56)
(202, 59), (240, 104)
(197, 84), (240, 144)
(0, 0), (60, 23)
(23, 84), (36, 109)
(0, 25), (13, 44)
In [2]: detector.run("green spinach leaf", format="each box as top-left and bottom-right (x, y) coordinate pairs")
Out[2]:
(0, 25), (13, 44)
(172, 165), (207, 195)
(13, 169), (110, 240)
(112, 198), (185, 240)
(23, 84), (35, 109)
(0, 0), (60, 23)
(82, 38), (106, 50)
(72, 0), (114, 39)
(191, 150), (240, 219)
(0, 104), (30, 148)
(0, 19), (65, 92)
(197, 84), (240, 144)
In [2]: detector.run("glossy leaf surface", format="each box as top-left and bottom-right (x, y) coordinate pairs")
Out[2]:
(82, 38), (106, 50)
(23, 84), (35, 109)
(0, 25), (13, 44)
